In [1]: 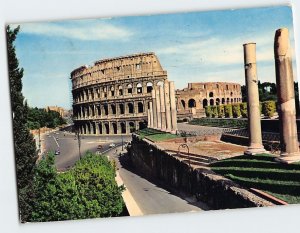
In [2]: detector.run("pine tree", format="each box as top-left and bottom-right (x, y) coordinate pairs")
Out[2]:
(7, 25), (38, 222)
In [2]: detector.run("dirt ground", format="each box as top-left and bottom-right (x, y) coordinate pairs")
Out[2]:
(156, 140), (247, 160)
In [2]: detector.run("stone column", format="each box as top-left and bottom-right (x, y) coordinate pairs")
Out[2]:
(159, 85), (166, 131)
(151, 90), (158, 129)
(95, 122), (99, 135)
(164, 81), (172, 132)
(155, 86), (162, 129)
(169, 81), (178, 134)
(274, 28), (300, 163)
(243, 43), (266, 155)
(149, 101), (154, 128)
(147, 108), (151, 128)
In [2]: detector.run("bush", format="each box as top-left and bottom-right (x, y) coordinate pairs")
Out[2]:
(205, 106), (212, 118)
(211, 106), (218, 118)
(31, 152), (125, 222)
(217, 105), (225, 118)
(232, 104), (241, 118)
(224, 105), (233, 118)
(240, 103), (248, 118)
(262, 101), (276, 118)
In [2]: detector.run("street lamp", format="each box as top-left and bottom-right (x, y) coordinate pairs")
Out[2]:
(177, 143), (191, 168)
(75, 127), (82, 160)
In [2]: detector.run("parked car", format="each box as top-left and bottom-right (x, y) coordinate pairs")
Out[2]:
(109, 143), (116, 148)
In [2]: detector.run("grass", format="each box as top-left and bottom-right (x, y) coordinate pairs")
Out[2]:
(136, 128), (181, 142)
(210, 154), (300, 204)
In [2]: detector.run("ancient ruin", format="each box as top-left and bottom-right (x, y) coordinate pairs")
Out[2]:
(176, 82), (242, 120)
(243, 43), (266, 155)
(274, 28), (300, 163)
(70, 52), (167, 135)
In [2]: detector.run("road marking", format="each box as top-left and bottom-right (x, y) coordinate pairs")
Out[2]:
(52, 136), (60, 147)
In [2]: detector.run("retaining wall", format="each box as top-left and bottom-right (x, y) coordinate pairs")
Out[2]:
(129, 134), (273, 209)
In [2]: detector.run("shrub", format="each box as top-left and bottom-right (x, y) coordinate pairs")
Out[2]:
(217, 105), (225, 118)
(262, 101), (276, 118)
(31, 152), (125, 222)
(224, 105), (233, 118)
(211, 106), (218, 118)
(240, 103), (248, 118)
(232, 104), (241, 118)
(205, 106), (212, 118)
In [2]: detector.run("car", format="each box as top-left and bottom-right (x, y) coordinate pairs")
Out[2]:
(97, 145), (103, 150)
(55, 149), (60, 155)
(109, 143), (116, 148)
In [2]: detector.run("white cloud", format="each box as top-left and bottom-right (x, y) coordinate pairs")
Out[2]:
(20, 20), (133, 41)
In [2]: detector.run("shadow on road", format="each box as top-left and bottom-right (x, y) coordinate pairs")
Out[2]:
(117, 151), (210, 211)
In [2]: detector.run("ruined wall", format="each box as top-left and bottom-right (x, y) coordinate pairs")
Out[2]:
(129, 134), (273, 209)
(176, 82), (242, 120)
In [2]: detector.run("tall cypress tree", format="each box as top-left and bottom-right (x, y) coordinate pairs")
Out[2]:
(7, 25), (38, 222)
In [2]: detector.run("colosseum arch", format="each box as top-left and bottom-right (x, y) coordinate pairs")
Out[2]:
(137, 83), (143, 94)
(111, 104), (116, 115)
(104, 123), (109, 134)
(127, 84), (133, 94)
(180, 100), (186, 109)
(156, 80), (164, 86)
(98, 123), (103, 134)
(104, 104), (108, 115)
(112, 122), (117, 134)
(127, 103), (134, 114)
(146, 82), (153, 93)
(216, 98), (220, 105)
(118, 85), (123, 96)
(129, 122), (135, 133)
(188, 99), (196, 108)
(139, 121), (146, 130)
(120, 122), (126, 134)
(227, 98), (230, 104)
(138, 102), (144, 113)
(119, 103), (125, 114)
(203, 99), (208, 108)
(222, 98), (225, 104)
(209, 92), (214, 97)
(210, 99), (214, 106)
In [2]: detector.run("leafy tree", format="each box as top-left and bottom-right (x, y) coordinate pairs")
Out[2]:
(232, 104), (241, 118)
(224, 105), (233, 118)
(262, 101), (276, 118)
(31, 152), (125, 222)
(7, 25), (38, 222)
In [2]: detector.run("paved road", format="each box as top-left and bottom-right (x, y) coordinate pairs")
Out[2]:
(42, 131), (131, 170)
(43, 130), (208, 214)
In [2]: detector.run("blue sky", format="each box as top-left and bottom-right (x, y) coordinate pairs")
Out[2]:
(13, 5), (296, 109)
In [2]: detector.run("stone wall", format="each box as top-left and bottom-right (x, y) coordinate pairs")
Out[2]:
(129, 134), (273, 209)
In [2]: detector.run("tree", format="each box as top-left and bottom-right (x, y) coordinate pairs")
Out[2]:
(7, 25), (38, 222)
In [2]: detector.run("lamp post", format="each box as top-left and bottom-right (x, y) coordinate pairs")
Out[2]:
(75, 127), (81, 160)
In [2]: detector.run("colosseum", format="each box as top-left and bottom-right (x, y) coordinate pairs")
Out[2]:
(70, 52), (168, 135)
(176, 82), (242, 120)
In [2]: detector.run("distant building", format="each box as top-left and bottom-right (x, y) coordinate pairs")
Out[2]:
(176, 82), (242, 120)
(46, 106), (66, 117)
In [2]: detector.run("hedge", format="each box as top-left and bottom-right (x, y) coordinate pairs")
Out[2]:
(232, 104), (241, 118)
(224, 105), (233, 118)
(262, 101), (276, 118)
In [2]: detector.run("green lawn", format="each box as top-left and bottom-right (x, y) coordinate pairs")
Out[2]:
(136, 128), (181, 142)
(210, 154), (300, 204)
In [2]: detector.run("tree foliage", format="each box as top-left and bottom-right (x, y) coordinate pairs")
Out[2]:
(31, 152), (125, 222)
(7, 25), (38, 222)
(262, 101), (276, 118)
(27, 107), (66, 129)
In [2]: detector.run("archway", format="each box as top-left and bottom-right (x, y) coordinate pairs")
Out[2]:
(105, 123), (109, 134)
(209, 92), (214, 98)
(203, 99), (208, 108)
(120, 122), (126, 134)
(210, 99), (214, 106)
(128, 103), (134, 114)
(146, 82), (153, 93)
(119, 103), (125, 114)
(118, 85), (123, 96)
(138, 102), (144, 113)
(181, 100), (186, 109)
(222, 98), (225, 104)
(127, 84), (133, 94)
(216, 98), (220, 105)
(112, 122), (117, 134)
(137, 83), (143, 94)
(188, 99), (196, 108)
(111, 104), (116, 115)
(104, 104), (108, 115)
(129, 122), (135, 133)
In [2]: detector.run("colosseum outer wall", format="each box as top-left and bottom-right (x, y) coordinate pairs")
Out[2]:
(71, 52), (167, 135)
